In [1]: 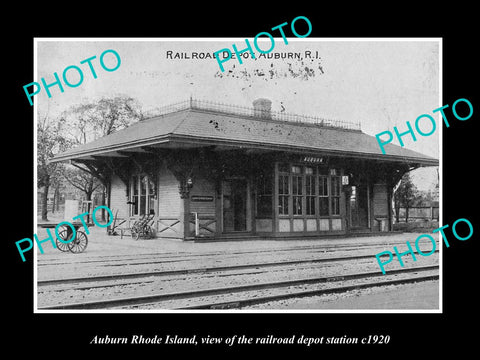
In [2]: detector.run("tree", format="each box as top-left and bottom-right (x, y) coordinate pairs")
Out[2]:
(37, 113), (69, 221)
(61, 96), (144, 218)
(393, 172), (418, 223)
(62, 166), (103, 203)
(64, 96), (144, 144)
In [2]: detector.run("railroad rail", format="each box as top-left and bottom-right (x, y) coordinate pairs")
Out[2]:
(37, 249), (439, 287)
(38, 265), (439, 310)
(37, 239), (436, 267)
(182, 273), (439, 310)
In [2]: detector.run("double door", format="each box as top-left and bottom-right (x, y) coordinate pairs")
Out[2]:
(349, 184), (369, 228)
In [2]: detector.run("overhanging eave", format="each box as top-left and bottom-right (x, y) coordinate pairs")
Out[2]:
(49, 134), (438, 167)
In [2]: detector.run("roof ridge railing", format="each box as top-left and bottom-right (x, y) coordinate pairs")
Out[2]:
(142, 98), (362, 131)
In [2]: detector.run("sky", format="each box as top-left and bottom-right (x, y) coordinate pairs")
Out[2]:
(35, 38), (441, 190)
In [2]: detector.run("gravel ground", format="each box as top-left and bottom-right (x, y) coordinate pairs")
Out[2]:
(37, 255), (438, 308)
(36, 227), (440, 276)
(35, 227), (441, 310)
(115, 271), (439, 310)
(35, 226), (437, 259)
(243, 280), (440, 310)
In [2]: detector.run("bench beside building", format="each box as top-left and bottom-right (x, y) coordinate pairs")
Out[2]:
(51, 98), (439, 240)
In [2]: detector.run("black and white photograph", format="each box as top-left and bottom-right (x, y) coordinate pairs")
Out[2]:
(33, 38), (441, 312)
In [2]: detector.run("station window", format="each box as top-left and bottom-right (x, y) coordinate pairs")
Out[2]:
(318, 175), (329, 216)
(130, 174), (156, 216)
(292, 166), (303, 215)
(331, 175), (341, 215)
(305, 167), (316, 215)
(278, 169), (289, 215)
(277, 163), (342, 218)
(131, 175), (138, 215)
(256, 173), (273, 218)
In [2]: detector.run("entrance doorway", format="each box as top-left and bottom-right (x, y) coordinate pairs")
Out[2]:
(222, 179), (247, 232)
(349, 185), (369, 228)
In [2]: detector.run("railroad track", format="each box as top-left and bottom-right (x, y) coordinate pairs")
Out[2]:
(37, 238), (434, 267)
(37, 249), (439, 287)
(184, 273), (439, 310)
(38, 264), (439, 310)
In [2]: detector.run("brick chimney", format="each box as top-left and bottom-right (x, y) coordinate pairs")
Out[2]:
(252, 98), (272, 119)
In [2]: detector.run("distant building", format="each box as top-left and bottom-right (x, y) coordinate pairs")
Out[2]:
(37, 179), (104, 216)
(51, 98), (438, 240)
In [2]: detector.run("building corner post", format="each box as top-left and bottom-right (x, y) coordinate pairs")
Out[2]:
(179, 177), (193, 240)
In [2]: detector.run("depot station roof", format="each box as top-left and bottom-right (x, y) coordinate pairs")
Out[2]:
(51, 99), (438, 167)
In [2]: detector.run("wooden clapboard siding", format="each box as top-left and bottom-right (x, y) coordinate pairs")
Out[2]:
(157, 163), (182, 218)
(110, 174), (128, 219)
(156, 163), (183, 238)
(190, 177), (216, 216)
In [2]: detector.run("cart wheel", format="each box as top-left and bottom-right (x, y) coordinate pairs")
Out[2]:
(56, 229), (73, 252)
(146, 225), (155, 239)
(140, 225), (149, 239)
(68, 231), (88, 253)
(131, 228), (137, 240)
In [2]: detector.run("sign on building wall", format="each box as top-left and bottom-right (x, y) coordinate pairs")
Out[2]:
(191, 195), (214, 202)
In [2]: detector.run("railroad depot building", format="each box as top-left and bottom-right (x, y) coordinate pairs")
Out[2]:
(51, 98), (438, 241)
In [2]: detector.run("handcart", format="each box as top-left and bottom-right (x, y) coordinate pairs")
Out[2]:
(107, 209), (127, 237)
(130, 213), (156, 240)
(37, 222), (89, 253)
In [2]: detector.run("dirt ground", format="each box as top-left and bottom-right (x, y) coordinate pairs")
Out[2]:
(34, 223), (441, 311)
(244, 280), (439, 310)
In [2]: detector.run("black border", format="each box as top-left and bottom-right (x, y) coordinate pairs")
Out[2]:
(7, 5), (479, 356)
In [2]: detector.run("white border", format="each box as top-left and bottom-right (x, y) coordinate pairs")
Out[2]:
(33, 37), (443, 314)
